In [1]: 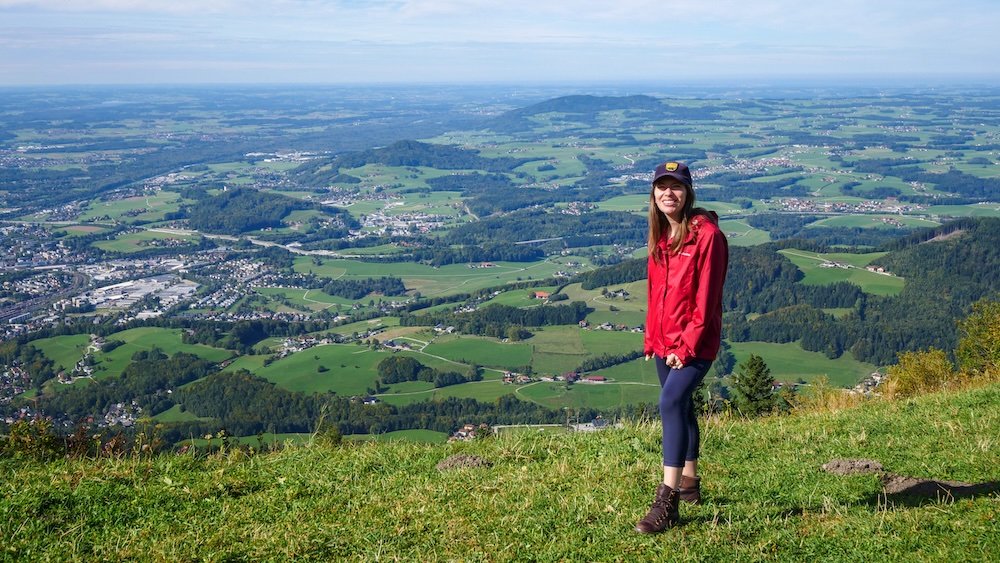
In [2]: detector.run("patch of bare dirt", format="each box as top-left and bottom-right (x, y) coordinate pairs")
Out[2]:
(436, 454), (492, 471)
(822, 458), (998, 500)
(921, 229), (966, 243)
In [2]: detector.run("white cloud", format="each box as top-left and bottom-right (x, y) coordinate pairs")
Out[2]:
(2, 0), (999, 84)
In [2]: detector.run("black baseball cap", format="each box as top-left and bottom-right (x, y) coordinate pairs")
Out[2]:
(652, 161), (692, 188)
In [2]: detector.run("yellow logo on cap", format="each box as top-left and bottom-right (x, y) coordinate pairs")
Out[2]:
(665, 162), (678, 171)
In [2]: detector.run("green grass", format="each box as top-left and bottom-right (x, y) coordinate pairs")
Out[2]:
(254, 287), (346, 311)
(719, 219), (772, 246)
(294, 257), (571, 298)
(3, 384), (997, 560)
(250, 344), (468, 395)
(344, 429), (448, 444)
(78, 191), (184, 223)
(253, 344), (386, 395)
(33, 329), (233, 381)
(807, 215), (940, 229)
(779, 248), (905, 296)
(53, 224), (111, 238)
(914, 204), (1000, 218)
(381, 380), (516, 406)
(422, 335), (532, 370)
(92, 230), (201, 253)
(728, 340), (878, 387)
(152, 404), (214, 423)
(88, 328), (234, 380)
(481, 286), (556, 308)
(29, 334), (91, 372)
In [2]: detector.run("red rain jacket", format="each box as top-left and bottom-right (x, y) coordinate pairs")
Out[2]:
(643, 211), (728, 365)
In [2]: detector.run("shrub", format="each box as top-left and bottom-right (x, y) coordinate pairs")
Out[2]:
(1, 419), (63, 460)
(956, 298), (1000, 378)
(883, 348), (956, 399)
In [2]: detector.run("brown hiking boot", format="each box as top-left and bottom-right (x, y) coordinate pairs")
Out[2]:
(678, 475), (702, 504)
(634, 483), (679, 533)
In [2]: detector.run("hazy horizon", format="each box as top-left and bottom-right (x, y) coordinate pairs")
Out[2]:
(2, 1), (999, 87)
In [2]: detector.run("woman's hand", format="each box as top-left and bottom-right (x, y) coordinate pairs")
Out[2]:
(664, 353), (684, 369)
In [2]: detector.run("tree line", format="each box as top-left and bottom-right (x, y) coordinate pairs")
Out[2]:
(375, 356), (482, 389)
(400, 301), (590, 339)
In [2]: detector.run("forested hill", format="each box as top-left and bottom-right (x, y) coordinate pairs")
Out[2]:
(184, 188), (358, 236)
(726, 217), (1000, 365)
(490, 94), (725, 132)
(290, 140), (533, 186)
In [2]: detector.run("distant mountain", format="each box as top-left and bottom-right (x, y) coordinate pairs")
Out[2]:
(291, 140), (534, 186)
(510, 94), (665, 115)
(490, 94), (723, 133)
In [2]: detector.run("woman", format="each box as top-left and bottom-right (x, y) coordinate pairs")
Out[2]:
(635, 161), (728, 534)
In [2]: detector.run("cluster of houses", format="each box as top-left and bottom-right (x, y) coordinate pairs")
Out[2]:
(448, 423), (489, 442)
(852, 371), (885, 395)
(450, 417), (619, 440)
(579, 319), (644, 333)
(101, 401), (142, 428)
(0, 366), (31, 404)
(778, 197), (920, 215)
(57, 352), (96, 384)
(865, 265), (893, 276)
(275, 334), (343, 357)
(359, 201), (449, 237)
(501, 371), (608, 385)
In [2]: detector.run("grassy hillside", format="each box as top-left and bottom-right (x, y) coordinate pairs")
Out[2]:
(2, 384), (998, 561)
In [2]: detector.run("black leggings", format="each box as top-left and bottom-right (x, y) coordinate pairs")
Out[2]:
(655, 356), (712, 467)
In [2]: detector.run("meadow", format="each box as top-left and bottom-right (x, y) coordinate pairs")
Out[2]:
(29, 333), (92, 373)
(727, 340), (877, 387)
(293, 257), (569, 298)
(4, 383), (996, 561)
(422, 334), (533, 370)
(77, 191), (187, 224)
(778, 248), (905, 296)
(254, 287), (346, 312)
(92, 230), (201, 254)
(32, 328), (234, 382)
(90, 328), (234, 380)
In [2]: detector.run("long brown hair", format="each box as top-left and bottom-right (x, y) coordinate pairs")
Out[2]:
(647, 181), (698, 263)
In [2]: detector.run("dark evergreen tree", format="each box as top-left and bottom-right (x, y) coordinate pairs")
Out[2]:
(731, 354), (776, 417)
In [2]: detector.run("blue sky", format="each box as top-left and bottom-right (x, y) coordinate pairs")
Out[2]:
(2, 0), (999, 85)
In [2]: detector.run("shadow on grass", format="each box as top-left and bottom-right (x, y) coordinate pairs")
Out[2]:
(866, 479), (1000, 508)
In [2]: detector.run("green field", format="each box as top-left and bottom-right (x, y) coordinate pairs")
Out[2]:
(78, 191), (186, 223)
(254, 287), (346, 311)
(34, 328), (233, 380)
(728, 340), (878, 387)
(525, 326), (641, 376)
(54, 224), (111, 237)
(807, 215), (940, 229)
(90, 328), (234, 380)
(344, 429), (448, 444)
(914, 203), (1000, 218)
(30, 334), (92, 372)
(92, 229), (201, 253)
(720, 219), (772, 246)
(153, 404), (214, 423)
(422, 335), (532, 370)
(377, 380), (513, 407)
(481, 286), (556, 308)
(295, 257), (569, 298)
(249, 344), (468, 395)
(778, 248), (905, 296)
(252, 344), (386, 395)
